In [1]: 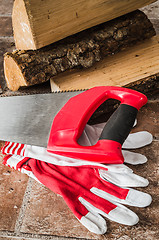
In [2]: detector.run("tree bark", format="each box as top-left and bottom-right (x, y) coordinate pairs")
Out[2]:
(4, 10), (155, 91)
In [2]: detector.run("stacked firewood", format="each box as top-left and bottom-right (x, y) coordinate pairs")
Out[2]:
(3, 0), (159, 93)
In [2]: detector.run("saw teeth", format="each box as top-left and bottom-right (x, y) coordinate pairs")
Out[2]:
(0, 88), (88, 98)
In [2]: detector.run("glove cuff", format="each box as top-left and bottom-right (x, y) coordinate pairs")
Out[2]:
(3, 154), (30, 171)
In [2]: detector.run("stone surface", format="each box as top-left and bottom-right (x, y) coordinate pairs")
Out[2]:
(141, 1), (159, 19)
(141, 1), (159, 34)
(0, 236), (76, 240)
(0, 0), (14, 92)
(0, 142), (29, 231)
(0, 0), (13, 15)
(132, 101), (159, 138)
(0, 38), (15, 90)
(0, 17), (13, 37)
(20, 181), (100, 239)
(0, 238), (27, 240)
(150, 18), (159, 34)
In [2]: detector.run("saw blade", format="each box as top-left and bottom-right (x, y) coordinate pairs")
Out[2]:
(0, 91), (83, 147)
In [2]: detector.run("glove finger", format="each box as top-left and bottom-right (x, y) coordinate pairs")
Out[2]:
(107, 202), (139, 226)
(64, 191), (107, 235)
(104, 164), (133, 174)
(122, 150), (147, 165)
(99, 169), (149, 187)
(90, 185), (152, 208)
(123, 131), (153, 149)
(79, 196), (139, 226)
(79, 208), (107, 235)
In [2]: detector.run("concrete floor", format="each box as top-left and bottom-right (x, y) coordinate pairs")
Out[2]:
(0, 1), (159, 239)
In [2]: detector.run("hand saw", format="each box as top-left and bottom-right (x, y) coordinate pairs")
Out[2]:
(0, 86), (147, 164)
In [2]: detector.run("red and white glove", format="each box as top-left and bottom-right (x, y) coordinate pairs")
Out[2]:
(1, 121), (152, 234)
(2, 146), (151, 235)
(1, 122), (153, 168)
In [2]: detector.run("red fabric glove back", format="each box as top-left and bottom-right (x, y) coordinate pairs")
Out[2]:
(3, 145), (152, 235)
(28, 159), (128, 219)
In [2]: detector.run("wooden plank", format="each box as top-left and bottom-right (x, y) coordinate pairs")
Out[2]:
(50, 36), (159, 93)
(12, 0), (157, 50)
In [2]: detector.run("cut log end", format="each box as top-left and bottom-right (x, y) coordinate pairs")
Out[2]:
(12, 0), (36, 50)
(4, 54), (28, 91)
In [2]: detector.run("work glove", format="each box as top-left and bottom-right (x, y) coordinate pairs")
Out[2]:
(1, 121), (152, 234)
(2, 143), (152, 235)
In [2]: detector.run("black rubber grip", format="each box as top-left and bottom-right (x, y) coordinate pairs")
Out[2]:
(99, 104), (138, 145)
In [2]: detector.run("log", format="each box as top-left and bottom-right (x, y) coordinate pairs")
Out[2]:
(50, 36), (159, 94)
(4, 10), (155, 91)
(12, 0), (157, 50)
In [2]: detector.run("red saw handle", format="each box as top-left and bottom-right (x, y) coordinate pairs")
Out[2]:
(47, 86), (147, 164)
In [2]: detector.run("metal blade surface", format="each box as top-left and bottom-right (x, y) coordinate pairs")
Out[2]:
(0, 91), (83, 147)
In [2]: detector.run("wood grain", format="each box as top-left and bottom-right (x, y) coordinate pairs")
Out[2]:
(50, 36), (159, 93)
(5, 10), (156, 91)
(12, 0), (157, 49)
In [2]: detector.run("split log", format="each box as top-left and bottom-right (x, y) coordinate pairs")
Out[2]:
(12, 0), (157, 50)
(50, 36), (159, 94)
(4, 10), (155, 91)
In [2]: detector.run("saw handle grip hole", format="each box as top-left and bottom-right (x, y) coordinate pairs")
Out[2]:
(78, 99), (138, 147)
(77, 98), (120, 146)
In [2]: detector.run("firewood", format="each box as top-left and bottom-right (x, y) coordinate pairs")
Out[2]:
(12, 0), (157, 50)
(50, 36), (159, 94)
(4, 11), (155, 91)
